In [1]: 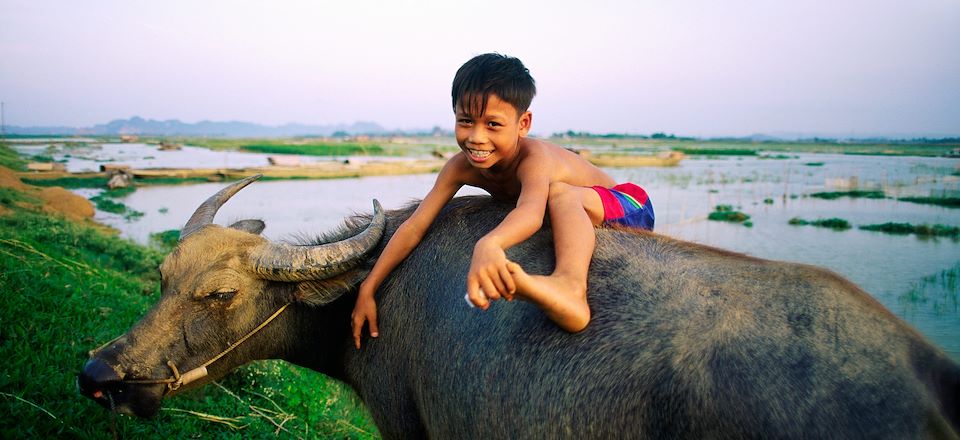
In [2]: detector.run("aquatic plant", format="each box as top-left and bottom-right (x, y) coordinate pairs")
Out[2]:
(805, 162), (825, 166)
(898, 196), (960, 208)
(898, 263), (959, 317)
(809, 190), (886, 200)
(242, 142), (385, 156)
(859, 222), (959, 237)
(708, 205), (751, 223)
(89, 187), (144, 220)
(788, 217), (852, 230)
(763, 198), (774, 204)
(674, 148), (757, 156)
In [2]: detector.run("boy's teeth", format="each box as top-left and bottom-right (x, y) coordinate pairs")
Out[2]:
(470, 149), (491, 158)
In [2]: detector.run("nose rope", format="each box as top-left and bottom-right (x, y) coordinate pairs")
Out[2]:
(91, 303), (290, 393)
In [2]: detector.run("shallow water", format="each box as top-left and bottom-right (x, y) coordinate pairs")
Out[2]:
(38, 147), (960, 359)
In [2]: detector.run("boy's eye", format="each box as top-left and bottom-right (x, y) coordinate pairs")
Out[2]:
(487, 121), (502, 127)
(457, 119), (473, 126)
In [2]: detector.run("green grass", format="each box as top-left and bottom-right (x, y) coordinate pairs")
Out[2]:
(148, 229), (180, 252)
(898, 196), (960, 208)
(22, 177), (111, 189)
(0, 142), (28, 171)
(788, 217), (852, 230)
(859, 222), (959, 237)
(0, 202), (377, 438)
(241, 142), (385, 157)
(809, 190), (886, 200)
(707, 205), (751, 224)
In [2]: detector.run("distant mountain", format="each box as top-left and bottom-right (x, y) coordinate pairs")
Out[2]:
(6, 116), (389, 137)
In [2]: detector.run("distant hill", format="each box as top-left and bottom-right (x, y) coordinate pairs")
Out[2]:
(6, 116), (389, 137)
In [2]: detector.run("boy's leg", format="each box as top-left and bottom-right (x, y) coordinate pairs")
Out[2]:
(508, 182), (605, 332)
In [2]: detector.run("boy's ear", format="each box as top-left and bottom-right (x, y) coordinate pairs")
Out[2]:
(518, 111), (532, 137)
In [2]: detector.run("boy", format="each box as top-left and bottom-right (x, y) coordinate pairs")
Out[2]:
(351, 53), (653, 347)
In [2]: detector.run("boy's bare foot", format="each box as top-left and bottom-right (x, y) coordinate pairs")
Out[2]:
(506, 262), (591, 332)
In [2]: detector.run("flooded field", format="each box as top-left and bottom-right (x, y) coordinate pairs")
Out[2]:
(26, 145), (960, 359)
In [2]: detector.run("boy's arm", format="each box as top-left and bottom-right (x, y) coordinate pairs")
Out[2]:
(467, 161), (551, 308)
(352, 159), (465, 348)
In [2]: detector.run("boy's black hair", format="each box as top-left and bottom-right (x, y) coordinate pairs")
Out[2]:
(452, 53), (536, 119)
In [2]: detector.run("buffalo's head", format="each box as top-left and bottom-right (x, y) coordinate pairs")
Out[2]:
(77, 175), (384, 417)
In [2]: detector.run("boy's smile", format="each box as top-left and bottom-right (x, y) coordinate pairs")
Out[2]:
(455, 94), (531, 170)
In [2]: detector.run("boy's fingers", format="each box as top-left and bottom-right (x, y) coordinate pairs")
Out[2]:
(487, 270), (507, 300)
(369, 314), (379, 338)
(467, 277), (488, 309)
(498, 266), (516, 300)
(352, 317), (363, 349)
(480, 275), (501, 301)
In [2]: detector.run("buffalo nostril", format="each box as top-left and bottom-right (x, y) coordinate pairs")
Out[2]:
(82, 358), (122, 383)
(78, 358), (122, 398)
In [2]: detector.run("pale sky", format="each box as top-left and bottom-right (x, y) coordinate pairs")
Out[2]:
(1, 0), (958, 137)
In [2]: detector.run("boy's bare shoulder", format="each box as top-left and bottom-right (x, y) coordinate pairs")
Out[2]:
(519, 137), (616, 187)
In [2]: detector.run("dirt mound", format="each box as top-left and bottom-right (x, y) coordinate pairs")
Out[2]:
(0, 166), (95, 221)
(39, 187), (95, 220)
(0, 166), (27, 190)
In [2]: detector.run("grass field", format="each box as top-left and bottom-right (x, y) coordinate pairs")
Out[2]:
(0, 153), (379, 438)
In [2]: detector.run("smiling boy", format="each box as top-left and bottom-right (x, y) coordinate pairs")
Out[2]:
(351, 53), (653, 347)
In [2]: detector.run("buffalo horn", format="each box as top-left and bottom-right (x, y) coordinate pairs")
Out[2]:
(179, 174), (263, 241)
(251, 200), (385, 282)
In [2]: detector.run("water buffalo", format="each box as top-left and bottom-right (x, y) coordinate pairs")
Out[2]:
(79, 175), (959, 438)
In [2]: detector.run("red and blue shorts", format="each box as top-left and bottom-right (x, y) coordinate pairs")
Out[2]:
(591, 183), (655, 231)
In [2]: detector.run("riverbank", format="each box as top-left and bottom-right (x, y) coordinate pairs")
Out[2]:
(0, 153), (378, 438)
(15, 158), (446, 187)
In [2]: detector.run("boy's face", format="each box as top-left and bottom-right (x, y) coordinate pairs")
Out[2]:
(454, 94), (531, 170)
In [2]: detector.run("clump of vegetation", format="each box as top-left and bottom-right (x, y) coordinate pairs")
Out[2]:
(22, 176), (111, 189)
(708, 205), (751, 224)
(0, 142), (27, 170)
(859, 222), (959, 237)
(675, 148), (756, 156)
(0, 188), (377, 438)
(810, 190), (886, 200)
(759, 154), (796, 160)
(788, 217), (852, 230)
(242, 142), (385, 157)
(763, 198), (774, 204)
(89, 187), (144, 220)
(898, 263), (959, 317)
(149, 229), (180, 252)
(805, 162), (825, 166)
(898, 196), (960, 208)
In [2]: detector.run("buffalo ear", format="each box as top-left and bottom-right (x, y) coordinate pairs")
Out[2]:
(230, 219), (266, 235)
(295, 270), (367, 306)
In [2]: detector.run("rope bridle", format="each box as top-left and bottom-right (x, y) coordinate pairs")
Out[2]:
(89, 303), (290, 394)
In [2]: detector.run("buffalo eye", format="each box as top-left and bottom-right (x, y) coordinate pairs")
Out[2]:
(206, 288), (238, 302)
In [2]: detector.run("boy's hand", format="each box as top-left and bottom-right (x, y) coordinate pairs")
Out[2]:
(351, 289), (379, 349)
(466, 238), (516, 309)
